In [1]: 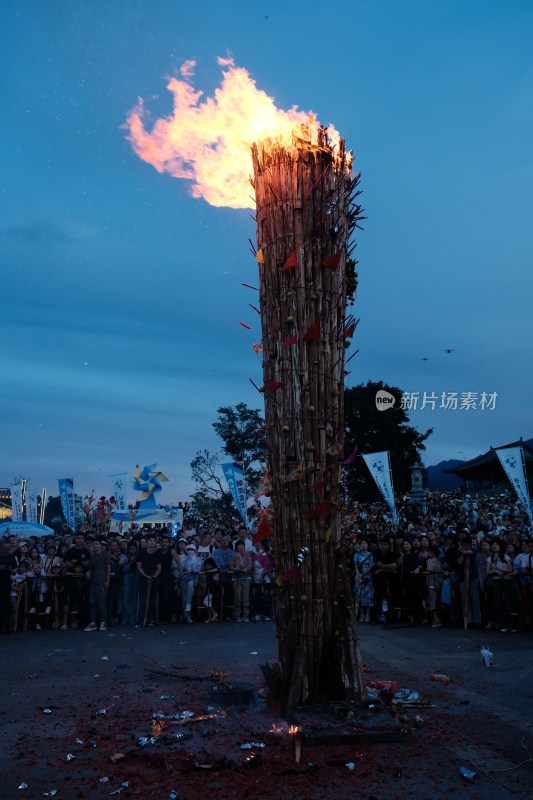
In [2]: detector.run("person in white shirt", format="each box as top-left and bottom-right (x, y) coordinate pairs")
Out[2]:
(232, 525), (254, 553)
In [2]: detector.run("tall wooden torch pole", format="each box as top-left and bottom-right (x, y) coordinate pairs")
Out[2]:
(252, 131), (364, 707)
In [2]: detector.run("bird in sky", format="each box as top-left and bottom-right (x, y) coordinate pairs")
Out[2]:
(421, 357), (429, 361)
(444, 348), (454, 354)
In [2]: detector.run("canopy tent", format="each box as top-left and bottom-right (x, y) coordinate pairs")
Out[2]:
(0, 521), (54, 538)
(110, 507), (183, 529)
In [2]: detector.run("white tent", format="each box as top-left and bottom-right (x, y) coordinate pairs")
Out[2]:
(0, 521), (54, 538)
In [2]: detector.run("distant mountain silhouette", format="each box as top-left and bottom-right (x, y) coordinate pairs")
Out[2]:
(426, 459), (463, 490)
(425, 438), (533, 490)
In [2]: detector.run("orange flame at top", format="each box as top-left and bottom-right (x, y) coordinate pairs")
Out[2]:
(125, 57), (342, 210)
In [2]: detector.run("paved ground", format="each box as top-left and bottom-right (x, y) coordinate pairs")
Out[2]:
(1, 622), (531, 799)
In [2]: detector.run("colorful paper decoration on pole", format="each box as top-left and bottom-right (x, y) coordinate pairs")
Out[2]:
(322, 250), (342, 269)
(308, 497), (331, 518)
(279, 565), (299, 583)
(253, 515), (273, 545)
(282, 335), (298, 346)
(265, 378), (283, 391)
(303, 320), (321, 341)
(344, 322), (355, 338)
(256, 248), (264, 263)
(281, 463), (303, 483)
(342, 445), (358, 465)
(254, 470), (273, 500)
(281, 251), (297, 270)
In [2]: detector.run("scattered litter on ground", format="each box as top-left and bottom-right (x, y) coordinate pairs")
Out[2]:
(430, 672), (451, 684)
(459, 766), (477, 782)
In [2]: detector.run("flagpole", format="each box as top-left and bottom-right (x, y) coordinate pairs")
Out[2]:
(239, 421), (251, 531)
(242, 460), (250, 530)
(39, 488), (46, 525)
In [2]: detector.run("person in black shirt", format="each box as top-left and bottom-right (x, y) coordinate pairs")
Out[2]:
(136, 536), (162, 627)
(157, 535), (176, 623)
(372, 538), (400, 622)
(64, 534), (91, 572)
(0, 541), (17, 632)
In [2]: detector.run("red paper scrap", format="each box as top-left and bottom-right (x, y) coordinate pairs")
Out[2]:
(280, 565), (299, 582)
(265, 379), (282, 391)
(322, 250), (342, 269)
(281, 251), (297, 270)
(303, 320), (321, 341)
(253, 516), (273, 545)
(308, 497), (331, 519)
(344, 323), (355, 338)
(342, 445), (358, 465)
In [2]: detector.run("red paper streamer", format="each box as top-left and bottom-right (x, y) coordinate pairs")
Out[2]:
(282, 335), (298, 346)
(281, 251), (297, 270)
(322, 250), (342, 269)
(253, 515), (273, 545)
(280, 565), (299, 582)
(303, 320), (321, 341)
(239, 322), (252, 330)
(309, 497), (331, 519)
(265, 378), (283, 391)
(344, 322), (355, 338)
(342, 445), (358, 465)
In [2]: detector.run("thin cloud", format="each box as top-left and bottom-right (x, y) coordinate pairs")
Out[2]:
(2, 221), (75, 246)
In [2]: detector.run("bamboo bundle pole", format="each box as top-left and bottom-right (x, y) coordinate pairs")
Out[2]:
(252, 135), (358, 705)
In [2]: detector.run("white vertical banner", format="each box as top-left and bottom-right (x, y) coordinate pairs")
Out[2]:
(361, 451), (399, 525)
(495, 447), (533, 521)
(9, 481), (24, 521)
(221, 462), (248, 528)
(109, 473), (128, 515)
(25, 485), (39, 524)
(58, 478), (75, 528)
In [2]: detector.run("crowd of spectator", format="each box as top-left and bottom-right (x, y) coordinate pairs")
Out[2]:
(344, 490), (532, 632)
(0, 489), (531, 635)
(0, 522), (274, 633)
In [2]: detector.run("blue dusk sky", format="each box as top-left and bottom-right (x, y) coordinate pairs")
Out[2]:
(1, 1), (532, 504)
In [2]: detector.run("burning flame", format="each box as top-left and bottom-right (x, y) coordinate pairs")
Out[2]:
(269, 724), (284, 734)
(288, 724), (301, 735)
(125, 57), (341, 210)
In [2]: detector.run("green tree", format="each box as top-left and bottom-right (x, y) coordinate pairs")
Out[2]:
(43, 495), (64, 528)
(212, 402), (267, 494)
(190, 449), (236, 527)
(344, 380), (432, 500)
